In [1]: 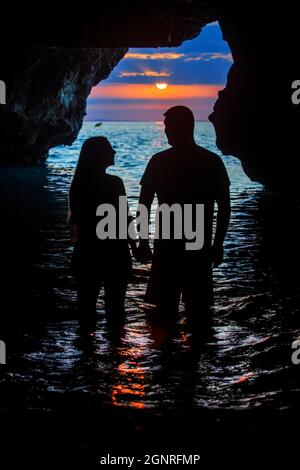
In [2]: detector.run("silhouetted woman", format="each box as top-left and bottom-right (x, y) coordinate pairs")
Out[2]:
(68, 136), (135, 331)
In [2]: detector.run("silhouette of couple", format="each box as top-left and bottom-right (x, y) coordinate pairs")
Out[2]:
(68, 106), (231, 331)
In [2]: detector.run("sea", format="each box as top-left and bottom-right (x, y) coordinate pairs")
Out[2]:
(1, 121), (298, 418)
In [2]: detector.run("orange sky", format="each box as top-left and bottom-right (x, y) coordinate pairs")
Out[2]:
(90, 83), (223, 101)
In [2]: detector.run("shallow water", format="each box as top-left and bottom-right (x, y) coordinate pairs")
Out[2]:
(1, 122), (299, 416)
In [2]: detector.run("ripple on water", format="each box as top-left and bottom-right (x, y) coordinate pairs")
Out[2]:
(1, 122), (298, 414)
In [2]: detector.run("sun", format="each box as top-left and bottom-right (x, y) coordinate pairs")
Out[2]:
(155, 83), (168, 90)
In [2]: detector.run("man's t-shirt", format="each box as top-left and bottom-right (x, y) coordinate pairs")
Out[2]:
(140, 145), (230, 250)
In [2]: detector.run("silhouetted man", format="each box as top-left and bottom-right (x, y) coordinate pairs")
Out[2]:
(137, 106), (231, 321)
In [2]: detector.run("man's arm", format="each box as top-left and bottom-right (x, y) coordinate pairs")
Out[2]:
(136, 184), (155, 262)
(212, 189), (231, 267)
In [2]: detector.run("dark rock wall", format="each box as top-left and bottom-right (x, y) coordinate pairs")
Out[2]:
(210, 7), (279, 190)
(0, 47), (127, 164)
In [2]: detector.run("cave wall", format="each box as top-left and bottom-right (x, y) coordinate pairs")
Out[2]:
(0, 1), (280, 190)
(0, 47), (127, 164)
(209, 7), (279, 189)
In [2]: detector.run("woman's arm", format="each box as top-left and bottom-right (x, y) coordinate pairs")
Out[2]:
(118, 179), (138, 256)
(67, 182), (80, 243)
(69, 224), (79, 243)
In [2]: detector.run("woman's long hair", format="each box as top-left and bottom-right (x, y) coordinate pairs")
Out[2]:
(68, 136), (111, 223)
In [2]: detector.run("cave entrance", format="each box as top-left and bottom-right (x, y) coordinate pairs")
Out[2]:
(48, 21), (260, 205)
(86, 21), (232, 123)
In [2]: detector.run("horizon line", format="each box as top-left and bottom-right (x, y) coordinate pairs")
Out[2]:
(83, 119), (210, 122)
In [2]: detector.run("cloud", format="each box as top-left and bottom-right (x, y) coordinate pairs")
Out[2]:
(184, 52), (233, 62)
(124, 52), (184, 60)
(123, 51), (232, 64)
(119, 71), (171, 78)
